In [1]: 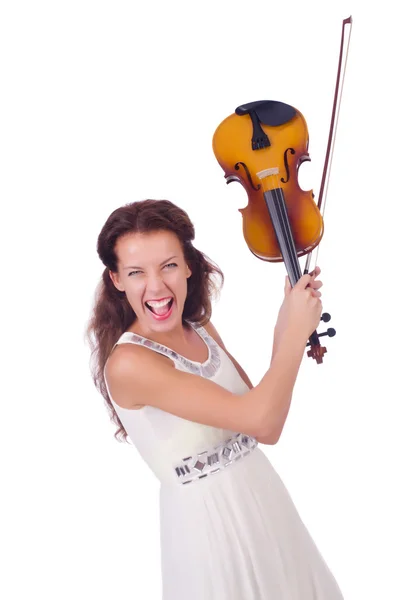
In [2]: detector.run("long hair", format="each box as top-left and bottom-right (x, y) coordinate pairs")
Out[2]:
(85, 199), (224, 443)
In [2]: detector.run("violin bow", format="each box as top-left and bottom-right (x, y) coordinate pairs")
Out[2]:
(304, 16), (353, 275)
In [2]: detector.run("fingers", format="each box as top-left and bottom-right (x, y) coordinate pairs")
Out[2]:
(309, 279), (323, 298)
(309, 266), (321, 277)
(286, 267), (323, 295)
(311, 293), (323, 313)
(295, 273), (313, 289)
(308, 266), (322, 294)
(310, 288), (322, 298)
(310, 279), (323, 290)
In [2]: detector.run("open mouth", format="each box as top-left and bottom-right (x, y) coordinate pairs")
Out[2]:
(145, 298), (174, 317)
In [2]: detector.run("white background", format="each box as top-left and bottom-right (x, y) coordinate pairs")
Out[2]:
(1, 1), (395, 598)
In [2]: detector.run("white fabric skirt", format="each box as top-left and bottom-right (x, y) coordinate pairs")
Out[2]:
(159, 447), (344, 600)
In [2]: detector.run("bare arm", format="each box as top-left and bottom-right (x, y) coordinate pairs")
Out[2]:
(267, 268), (323, 436)
(203, 321), (290, 444)
(105, 322), (307, 442)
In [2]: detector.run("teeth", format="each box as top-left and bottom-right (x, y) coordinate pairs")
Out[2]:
(146, 298), (172, 308)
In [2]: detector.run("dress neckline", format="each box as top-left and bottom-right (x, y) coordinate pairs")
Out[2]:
(124, 322), (212, 367)
(109, 322), (222, 411)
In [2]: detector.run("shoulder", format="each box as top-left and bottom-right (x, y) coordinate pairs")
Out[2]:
(201, 320), (228, 352)
(105, 341), (173, 383)
(104, 342), (174, 409)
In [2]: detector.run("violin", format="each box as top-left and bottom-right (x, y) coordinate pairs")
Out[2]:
(212, 17), (352, 365)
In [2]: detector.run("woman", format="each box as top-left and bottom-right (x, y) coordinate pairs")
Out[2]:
(86, 198), (344, 599)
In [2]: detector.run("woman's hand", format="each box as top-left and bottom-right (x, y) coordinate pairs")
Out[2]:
(284, 266), (323, 298)
(272, 267), (323, 357)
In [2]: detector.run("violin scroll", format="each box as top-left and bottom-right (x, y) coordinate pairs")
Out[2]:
(306, 324), (336, 364)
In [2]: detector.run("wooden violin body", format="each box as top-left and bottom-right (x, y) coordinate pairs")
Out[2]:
(212, 100), (329, 363)
(213, 100), (324, 262)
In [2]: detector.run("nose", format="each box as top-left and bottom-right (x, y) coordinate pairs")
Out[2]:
(146, 272), (169, 296)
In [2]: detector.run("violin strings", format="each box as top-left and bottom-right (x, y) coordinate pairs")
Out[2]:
(263, 175), (301, 285)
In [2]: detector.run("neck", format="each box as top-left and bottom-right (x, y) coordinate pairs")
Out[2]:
(130, 320), (192, 346)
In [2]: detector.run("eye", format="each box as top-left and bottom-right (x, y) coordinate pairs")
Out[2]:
(128, 270), (142, 276)
(164, 263), (177, 268)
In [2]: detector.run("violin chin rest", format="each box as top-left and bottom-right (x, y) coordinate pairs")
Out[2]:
(235, 100), (296, 127)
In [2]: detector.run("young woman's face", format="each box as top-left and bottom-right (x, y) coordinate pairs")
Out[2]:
(110, 230), (191, 332)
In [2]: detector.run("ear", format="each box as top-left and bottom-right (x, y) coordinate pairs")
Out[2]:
(186, 265), (192, 278)
(109, 270), (125, 292)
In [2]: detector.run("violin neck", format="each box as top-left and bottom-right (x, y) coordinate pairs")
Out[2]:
(263, 188), (301, 285)
(263, 187), (320, 348)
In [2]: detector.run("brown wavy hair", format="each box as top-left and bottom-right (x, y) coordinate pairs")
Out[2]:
(85, 199), (224, 443)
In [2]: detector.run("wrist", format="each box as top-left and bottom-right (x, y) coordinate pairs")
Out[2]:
(274, 326), (308, 356)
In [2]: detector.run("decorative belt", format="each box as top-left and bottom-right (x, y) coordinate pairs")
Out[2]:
(174, 432), (258, 485)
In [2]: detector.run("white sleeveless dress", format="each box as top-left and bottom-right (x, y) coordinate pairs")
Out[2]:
(104, 322), (344, 600)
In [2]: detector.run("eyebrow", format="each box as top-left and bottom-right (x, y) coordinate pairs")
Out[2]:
(123, 255), (178, 270)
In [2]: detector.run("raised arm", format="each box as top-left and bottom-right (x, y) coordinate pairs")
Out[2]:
(202, 321), (277, 444)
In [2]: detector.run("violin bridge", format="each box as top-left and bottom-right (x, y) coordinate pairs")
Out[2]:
(257, 167), (279, 179)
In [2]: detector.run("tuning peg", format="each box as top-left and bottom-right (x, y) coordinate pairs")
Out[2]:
(318, 327), (336, 338)
(321, 312), (331, 322)
(306, 328), (336, 347)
